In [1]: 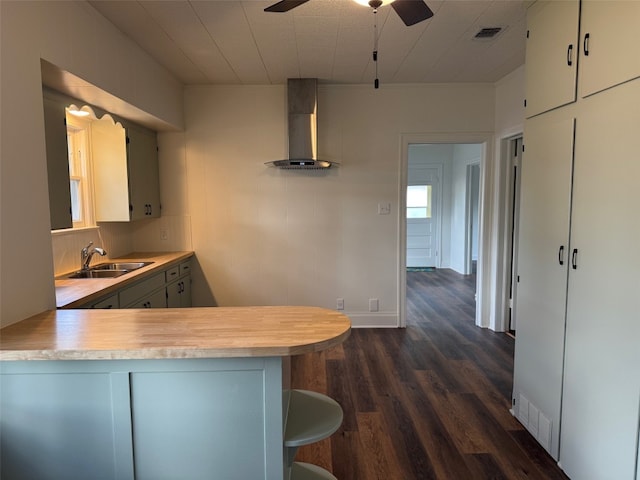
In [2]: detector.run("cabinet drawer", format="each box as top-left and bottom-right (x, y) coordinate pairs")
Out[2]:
(179, 261), (191, 277)
(165, 266), (180, 283)
(119, 272), (165, 307)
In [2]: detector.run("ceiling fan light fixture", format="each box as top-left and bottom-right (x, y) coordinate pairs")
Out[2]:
(353, 0), (395, 7)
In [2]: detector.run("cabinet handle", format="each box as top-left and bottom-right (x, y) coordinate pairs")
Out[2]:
(558, 245), (565, 265)
(571, 248), (578, 270)
(583, 33), (590, 56)
(567, 44), (573, 66)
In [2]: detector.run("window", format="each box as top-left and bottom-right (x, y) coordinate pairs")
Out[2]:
(65, 113), (94, 228)
(407, 185), (432, 219)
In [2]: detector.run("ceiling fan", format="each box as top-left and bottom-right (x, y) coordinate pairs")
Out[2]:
(264, 0), (434, 27)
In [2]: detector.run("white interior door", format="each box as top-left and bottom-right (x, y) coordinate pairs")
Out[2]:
(406, 167), (440, 268)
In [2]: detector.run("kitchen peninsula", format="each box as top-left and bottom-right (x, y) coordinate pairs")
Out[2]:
(0, 306), (351, 480)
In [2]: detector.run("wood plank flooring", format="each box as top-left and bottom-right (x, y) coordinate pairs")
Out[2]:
(291, 268), (570, 480)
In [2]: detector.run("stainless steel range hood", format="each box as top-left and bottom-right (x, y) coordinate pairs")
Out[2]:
(265, 78), (337, 170)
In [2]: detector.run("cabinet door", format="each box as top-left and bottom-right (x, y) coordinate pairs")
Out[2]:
(43, 95), (72, 230)
(512, 115), (575, 459)
(127, 288), (166, 309)
(180, 277), (192, 308)
(166, 279), (181, 308)
(0, 370), (133, 479)
(127, 125), (160, 221)
(92, 118), (130, 221)
(524, 0), (580, 118)
(579, 1), (640, 98)
(167, 277), (191, 308)
(560, 81), (640, 480)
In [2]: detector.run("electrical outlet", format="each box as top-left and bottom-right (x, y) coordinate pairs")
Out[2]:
(160, 229), (168, 241)
(336, 298), (344, 310)
(369, 298), (379, 312)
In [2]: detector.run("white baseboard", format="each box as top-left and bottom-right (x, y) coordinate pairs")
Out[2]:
(346, 313), (399, 328)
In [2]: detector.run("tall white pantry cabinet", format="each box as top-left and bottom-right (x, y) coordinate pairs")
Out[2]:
(512, 1), (640, 480)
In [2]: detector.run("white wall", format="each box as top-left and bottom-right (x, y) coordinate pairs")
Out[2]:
(0, 1), (182, 327)
(184, 84), (495, 327)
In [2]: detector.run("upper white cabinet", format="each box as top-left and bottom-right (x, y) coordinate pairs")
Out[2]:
(525, 0), (640, 118)
(126, 124), (160, 221)
(579, 0), (640, 97)
(92, 119), (160, 222)
(524, 0), (580, 118)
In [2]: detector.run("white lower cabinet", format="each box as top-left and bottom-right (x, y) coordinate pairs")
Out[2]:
(513, 114), (576, 458)
(558, 80), (640, 480)
(126, 288), (166, 309)
(514, 80), (640, 479)
(119, 273), (165, 308)
(166, 261), (192, 308)
(78, 260), (192, 310)
(89, 293), (120, 309)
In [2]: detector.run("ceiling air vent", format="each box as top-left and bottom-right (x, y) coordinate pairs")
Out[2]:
(474, 27), (503, 39)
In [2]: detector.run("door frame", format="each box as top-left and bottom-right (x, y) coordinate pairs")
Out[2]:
(465, 163), (481, 275)
(399, 132), (493, 328)
(507, 136), (523, 331)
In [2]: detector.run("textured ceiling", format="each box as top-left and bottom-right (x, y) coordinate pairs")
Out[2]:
(89, 0), (532, 86)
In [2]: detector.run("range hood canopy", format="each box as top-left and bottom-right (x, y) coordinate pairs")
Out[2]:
(265, 78), (338, 170)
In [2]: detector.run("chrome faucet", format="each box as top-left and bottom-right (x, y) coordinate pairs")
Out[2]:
(81, 242), (107, 271)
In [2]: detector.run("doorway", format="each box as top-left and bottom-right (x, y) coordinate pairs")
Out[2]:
(399, 134), (491, 329)
(406, 165), (441, 268)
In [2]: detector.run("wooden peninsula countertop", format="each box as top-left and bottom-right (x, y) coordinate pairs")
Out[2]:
(0, 306), (351, 361)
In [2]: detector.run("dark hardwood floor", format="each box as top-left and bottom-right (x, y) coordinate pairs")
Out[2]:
(291, 268), (569, 480)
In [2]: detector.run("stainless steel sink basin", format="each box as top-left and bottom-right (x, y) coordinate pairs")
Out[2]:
(66, 261), (153, 279)
(68, 269), (128, 279)
(92, 261), (153, 271)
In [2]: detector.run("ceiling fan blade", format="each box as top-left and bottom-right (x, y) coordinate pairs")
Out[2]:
(264, 0), (311, 13)
(391, 0), (434, 26)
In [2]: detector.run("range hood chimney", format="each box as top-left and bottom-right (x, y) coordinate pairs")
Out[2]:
(265, 78), (337, 169)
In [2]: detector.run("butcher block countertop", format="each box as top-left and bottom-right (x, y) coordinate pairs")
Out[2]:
(55, 251), (194, 308)
(0, 306), (351, 361)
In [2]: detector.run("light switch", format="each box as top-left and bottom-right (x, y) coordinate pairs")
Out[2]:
(378, 202), (391, 215)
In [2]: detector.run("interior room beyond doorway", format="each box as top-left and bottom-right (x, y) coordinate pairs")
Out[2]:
(401, 142), (482, 331)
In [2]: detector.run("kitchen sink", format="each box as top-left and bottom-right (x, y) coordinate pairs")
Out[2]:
(68, 269), (128, 279)
(92, 262), (153, 271)
(66, 261), (154, 279)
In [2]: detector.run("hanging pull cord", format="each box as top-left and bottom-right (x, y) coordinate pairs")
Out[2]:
(373, 8), (379, 89)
